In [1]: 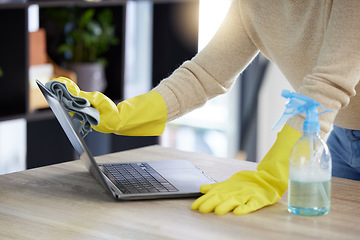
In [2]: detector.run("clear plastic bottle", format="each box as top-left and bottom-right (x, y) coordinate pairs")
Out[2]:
(288, 130), (332, 216)
(273, 90), (332, 216)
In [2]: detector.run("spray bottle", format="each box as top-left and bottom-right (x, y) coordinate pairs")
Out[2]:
(274, 90), (332, 216)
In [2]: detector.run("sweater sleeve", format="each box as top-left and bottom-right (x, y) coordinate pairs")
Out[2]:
(287, 0), (360, 136)
(153, 0), (258, 121)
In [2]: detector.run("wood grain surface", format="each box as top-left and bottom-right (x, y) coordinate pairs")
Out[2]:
(0, 145), (359, 240)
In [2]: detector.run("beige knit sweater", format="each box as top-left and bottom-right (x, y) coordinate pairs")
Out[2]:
(153, 0), (360, 136)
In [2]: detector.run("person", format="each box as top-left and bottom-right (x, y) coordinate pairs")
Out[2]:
(55, 0), (360, 215)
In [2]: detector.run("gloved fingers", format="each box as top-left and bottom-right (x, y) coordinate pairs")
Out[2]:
(190, 194), (208, 211)
(214, 196), (245, 215)
(197, 194), (222, 213)
(52, 77), (81, 96)
(199, 183), (219, 194)
(52, 77), (117, 112)
(191, 193), (221, 213)
(233, 198), (267, 215)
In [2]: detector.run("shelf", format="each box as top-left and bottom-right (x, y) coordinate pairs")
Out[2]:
(0, 0), (127, 9)
(0, 108), (53, 122)
(0, 0), (197, 9)
(29, 0), (127, 8)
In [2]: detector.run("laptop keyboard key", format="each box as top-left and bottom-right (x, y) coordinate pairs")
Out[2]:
(102, 163), (178, 194)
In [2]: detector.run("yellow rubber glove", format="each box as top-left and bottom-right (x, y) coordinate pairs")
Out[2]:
(52, 77), (167, 136)
(191, 125), (302, 215)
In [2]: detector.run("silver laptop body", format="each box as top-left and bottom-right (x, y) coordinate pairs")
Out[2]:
(37, 80), (216, 200)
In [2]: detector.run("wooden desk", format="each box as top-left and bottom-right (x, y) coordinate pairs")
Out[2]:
(0, 145), (359, 239)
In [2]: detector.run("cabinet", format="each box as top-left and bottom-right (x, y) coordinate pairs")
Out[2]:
(0, 0), (199, 171)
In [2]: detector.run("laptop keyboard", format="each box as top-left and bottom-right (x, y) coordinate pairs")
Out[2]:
(102, 163), (178, 194)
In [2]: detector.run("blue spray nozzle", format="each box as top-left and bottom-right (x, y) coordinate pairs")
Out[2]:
(281, 89), (293, 98)
(272, 90), (332, 132)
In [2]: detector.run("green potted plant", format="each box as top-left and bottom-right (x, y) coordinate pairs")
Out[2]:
(54, 8), (119, 92)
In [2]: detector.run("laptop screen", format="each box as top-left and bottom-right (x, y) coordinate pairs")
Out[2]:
(36, 80), (114, 197)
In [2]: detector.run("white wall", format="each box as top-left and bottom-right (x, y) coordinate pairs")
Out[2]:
(123, 1), (153, 99)
(0, 119), (26, 174)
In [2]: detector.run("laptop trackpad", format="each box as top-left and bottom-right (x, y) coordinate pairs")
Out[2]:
(149, 160), (216, 192)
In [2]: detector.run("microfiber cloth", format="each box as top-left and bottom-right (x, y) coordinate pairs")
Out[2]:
(45, 81), (100, 138)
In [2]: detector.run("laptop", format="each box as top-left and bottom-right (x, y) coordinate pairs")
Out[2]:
(37, 80), (216, 200)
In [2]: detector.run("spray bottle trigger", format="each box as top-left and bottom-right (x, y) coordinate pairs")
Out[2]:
(271, 114), (291, 131)
(271, 90), (298, 131)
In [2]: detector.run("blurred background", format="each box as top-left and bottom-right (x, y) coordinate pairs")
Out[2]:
(0, 0), (293, 175)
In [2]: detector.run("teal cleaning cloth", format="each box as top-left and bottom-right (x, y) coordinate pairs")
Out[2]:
(45, 81), (100, 138)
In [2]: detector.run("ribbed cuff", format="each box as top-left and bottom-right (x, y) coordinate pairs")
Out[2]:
(153, 84), (180, 122)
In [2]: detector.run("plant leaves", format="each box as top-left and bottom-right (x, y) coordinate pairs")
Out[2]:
(97, 9), (112, 27)
(79, 9), (95, 29)
(55, 7), (119, 64)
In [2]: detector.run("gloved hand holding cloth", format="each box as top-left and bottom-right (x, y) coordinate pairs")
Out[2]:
(49, 77), (167, 136)
(191, 125), (302, 215)
(45, 80), (100, 137)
